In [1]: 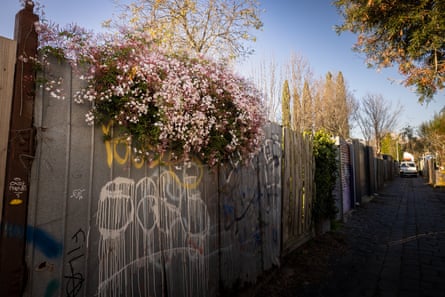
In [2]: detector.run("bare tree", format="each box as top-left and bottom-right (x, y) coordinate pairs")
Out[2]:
(354, 93), (403, 153)
(246, 56), (283, 123)
(286, 52), (313, 132)
(114, 0), (263, 61)
(418, 113), (445, 163)
(243, 52), (357, 134)
(318, 72), (335, 131)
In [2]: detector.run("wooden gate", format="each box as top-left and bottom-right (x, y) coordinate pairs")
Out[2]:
(281, 128), (315, 255)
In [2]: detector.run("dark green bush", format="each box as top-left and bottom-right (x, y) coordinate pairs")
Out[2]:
(312, 130), (338, 222)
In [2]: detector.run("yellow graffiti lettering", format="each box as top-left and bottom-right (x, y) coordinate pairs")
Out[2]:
(101, 122), (205, 175)
(132, 157), (145, 169)
(113, 140), (130, 165)
(102, 122), (114, 168)
(102, 122), (144, 169)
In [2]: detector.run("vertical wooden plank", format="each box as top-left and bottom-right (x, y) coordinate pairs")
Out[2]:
(299, 134), (305, 234)
(0, 36), (17, 222)
(281, 129), (315, 255)
(294, 132), (302, 236)
(304, 135), (314, 233)
(281, 128), (290, 248)
(288, 131), (295, 237)
(290, 131), (297, 237)
(258, 123), (282, 270)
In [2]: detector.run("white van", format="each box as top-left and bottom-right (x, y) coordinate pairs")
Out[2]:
(399, 161), (418, 177)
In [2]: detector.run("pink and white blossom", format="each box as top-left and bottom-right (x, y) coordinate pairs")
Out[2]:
(36, 23), (266, 167)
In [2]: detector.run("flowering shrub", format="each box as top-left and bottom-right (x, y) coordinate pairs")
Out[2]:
(36, 24), (266, 167)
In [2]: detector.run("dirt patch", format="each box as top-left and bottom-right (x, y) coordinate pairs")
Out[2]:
(237, 231), (348, 297)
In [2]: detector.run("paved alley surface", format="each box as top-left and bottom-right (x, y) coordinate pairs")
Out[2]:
(320, 176), (445, 297)
(252, 176), (445, 297)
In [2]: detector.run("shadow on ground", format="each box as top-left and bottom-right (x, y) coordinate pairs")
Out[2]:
(236, 230), (348, 297)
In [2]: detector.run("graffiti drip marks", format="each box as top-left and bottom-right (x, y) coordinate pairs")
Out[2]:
(96, 164), (210, 297)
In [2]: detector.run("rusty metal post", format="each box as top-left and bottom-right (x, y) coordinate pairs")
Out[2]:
(0, 3), (38, 296)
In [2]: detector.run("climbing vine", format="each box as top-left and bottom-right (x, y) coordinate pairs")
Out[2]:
(34, 22), (266, 167)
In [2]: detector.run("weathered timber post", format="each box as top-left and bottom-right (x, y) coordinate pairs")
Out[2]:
(0, 3), (38, 296)
(0, 37), (18, 222)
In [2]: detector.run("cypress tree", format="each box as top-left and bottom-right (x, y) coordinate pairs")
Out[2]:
(282, 79), (291, 128)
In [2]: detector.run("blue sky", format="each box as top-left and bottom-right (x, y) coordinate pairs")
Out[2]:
(1, 0), (444, 138)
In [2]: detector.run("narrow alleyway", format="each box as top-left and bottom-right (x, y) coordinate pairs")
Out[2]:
(244, 176), (445, 297)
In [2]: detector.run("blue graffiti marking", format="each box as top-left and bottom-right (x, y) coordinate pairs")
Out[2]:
(4, 223), (63, 259)
(26, 225), (63, 259)
(223, 204), (234, 215)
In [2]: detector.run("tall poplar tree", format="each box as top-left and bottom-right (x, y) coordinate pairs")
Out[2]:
(301, 80), (313, 132)
(318, 72), (334, 130)
(334, 71), (350, 138)
(282, 80), (291, 128)
(292, 88), (301, 131)
(315, 71), (353, 138)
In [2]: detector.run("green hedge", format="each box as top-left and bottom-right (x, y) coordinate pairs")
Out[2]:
(312, 130), (338, 222)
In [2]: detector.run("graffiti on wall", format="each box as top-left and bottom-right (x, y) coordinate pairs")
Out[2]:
(70, 189), (85, 200)
(102, 122), (145, 169)
(4, 224), (63, 259)
(96, 162), (210, 297)
(258, 135), (282, 266)
(8, 177), (27, 205)
(219, 127), (282, 283)
(64, 228), (86, 297)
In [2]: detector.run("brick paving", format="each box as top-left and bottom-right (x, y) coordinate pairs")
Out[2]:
(244, 176), (445, 297)
(319, 176), (445, 297)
